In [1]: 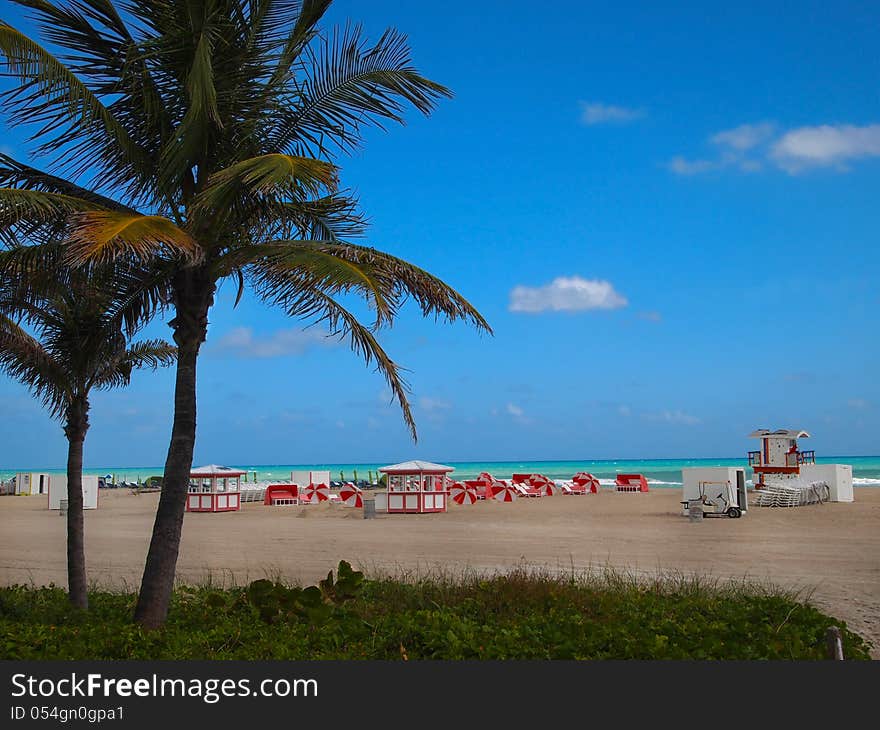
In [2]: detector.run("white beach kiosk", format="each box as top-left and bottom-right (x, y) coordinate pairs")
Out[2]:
(375, 460), (453, 514)
(185, 464), (244, 513)
(14, 472), (53, 496)
(48, 475), (99, 510)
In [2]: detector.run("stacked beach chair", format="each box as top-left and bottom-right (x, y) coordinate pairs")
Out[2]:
(754, 480), (831, 507)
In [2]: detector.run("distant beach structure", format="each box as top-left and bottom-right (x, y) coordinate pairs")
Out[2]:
(747, 428), (853, 502)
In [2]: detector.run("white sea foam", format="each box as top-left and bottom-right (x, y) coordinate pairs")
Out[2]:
(853, 478), (880, 486)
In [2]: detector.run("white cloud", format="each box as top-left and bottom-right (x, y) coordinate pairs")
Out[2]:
(618, 405), (631, 417)
(848, 398), (869, 410)
(419, 397), (451, 413)
(580, 102), (643, 125)
(642, 410), (701, 425)
(506, 403), (524, 417)
(771, 124), (880, 172)
(671, 122), (880, 176)
(638, 310), (662, 322)
(509, 276), (628, 313)
(711, 123), (775, 150)
(668, 156), (718, 175)
(214, 326), (337, 358)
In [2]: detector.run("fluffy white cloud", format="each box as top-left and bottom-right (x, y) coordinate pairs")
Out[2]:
(506, 403), (524, 417)
(848, 398), (869, 410)
(711, 123), (775, 150)
(214, 326), (336, 358)
(509, 276), (628, 313)
(670, 122), (880, 176)
(580, 102), (643, 125)
(771, 124), (880, 171)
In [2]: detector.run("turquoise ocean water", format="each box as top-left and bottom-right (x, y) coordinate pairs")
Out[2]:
(3, 456), (880, 487)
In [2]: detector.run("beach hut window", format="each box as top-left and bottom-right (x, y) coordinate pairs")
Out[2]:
(217, 478), (227, 492)
(390, 475), (404, 491)
(423, 475), (435, 491)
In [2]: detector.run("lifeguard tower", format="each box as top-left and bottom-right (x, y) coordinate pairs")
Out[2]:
(185, 464), (244, 513)
(747, 429), (814, 488)
(374, 460), (452, 514)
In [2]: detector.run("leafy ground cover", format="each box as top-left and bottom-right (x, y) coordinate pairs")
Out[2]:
(0, 563), (870, 660)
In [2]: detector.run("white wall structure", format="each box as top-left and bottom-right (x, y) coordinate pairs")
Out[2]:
(290, 470), (332, 486)
(681, 467), (748, 514)
(796, 464), (854, 503)
(48, 474), (99, 510)
(15, 472), (53, 496)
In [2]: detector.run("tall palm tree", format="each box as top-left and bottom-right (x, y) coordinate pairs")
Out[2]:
(0, 256), (175, 609)
(0, 1), (489, 627)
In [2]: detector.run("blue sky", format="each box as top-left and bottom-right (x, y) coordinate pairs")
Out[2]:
(0, 0), (878, 467)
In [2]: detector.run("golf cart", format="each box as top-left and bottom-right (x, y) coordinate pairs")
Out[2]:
(683, 480), (743, 518)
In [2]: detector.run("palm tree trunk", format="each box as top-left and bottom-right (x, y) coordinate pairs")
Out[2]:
(134, 271), (213, 628)
(64, 399), (89, 609)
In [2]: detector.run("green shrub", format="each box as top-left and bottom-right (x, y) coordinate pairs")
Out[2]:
(0, 566), (871, 660)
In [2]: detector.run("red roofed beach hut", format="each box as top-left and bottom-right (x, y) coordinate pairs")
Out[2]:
(185, 464), (245, 512)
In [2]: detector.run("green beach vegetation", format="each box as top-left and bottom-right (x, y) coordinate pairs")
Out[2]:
(0, 0), (489, 627)
(0, 563), (870, 660)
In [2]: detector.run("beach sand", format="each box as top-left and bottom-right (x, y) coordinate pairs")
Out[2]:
(1, 488), (878, 655)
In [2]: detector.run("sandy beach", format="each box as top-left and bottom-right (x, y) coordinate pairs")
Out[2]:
(1, 488), (878, 655)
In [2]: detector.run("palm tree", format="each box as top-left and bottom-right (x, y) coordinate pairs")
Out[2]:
(0, 256), (175, 609)
(0, 1), (489, 627)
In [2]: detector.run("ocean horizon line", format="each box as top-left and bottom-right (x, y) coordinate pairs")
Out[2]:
(3, 454), (879, 473)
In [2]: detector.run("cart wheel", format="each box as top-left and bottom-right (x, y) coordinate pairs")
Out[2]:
(727, 507), (742, 519)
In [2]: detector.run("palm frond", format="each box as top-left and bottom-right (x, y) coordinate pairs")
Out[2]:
(65, 211), (202, 265)
(0, 311), (69, 417)
(193, 153), (338, 216)
(0, 187), (104, 247)
(269, 24), (452, 157)
(249, 275), (417, 439)
(0, 20), (149, 192)
(214, 239), (392, 323)
(251, 240), (492, 333)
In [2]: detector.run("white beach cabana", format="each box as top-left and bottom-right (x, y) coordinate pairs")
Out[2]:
(48, 474), (99, 510)
(375, 460), (453, 514)
(185, 464), (244, 513)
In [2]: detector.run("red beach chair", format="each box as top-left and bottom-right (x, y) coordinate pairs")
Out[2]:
(615, 474), (649, 492)
(263, 483), (299, 505)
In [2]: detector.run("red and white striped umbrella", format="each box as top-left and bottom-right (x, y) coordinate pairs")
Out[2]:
(477, 472), (495, 485)
(539, 480), (559, 496)
(491, 482), (519, 502)
(339, 483), (363, 508)
(573, 472), (600, 493)
(449, 482), (478, 505)
(301, 482), (330, 503)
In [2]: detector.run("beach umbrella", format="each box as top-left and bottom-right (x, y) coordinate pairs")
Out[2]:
(539, 480), (559, 496)
(339, 483), (363, 508)
(301, 483), (330, 503)
(491, 482), (518, 502)
(449, 482), (478, 505)
(478, 472), (495, 485)
(573, 472), (600, 493)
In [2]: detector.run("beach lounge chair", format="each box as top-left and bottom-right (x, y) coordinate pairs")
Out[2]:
(615, 474), (649, 492)
(263, 484), (299, 506)
(511, 473), (556, 496)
